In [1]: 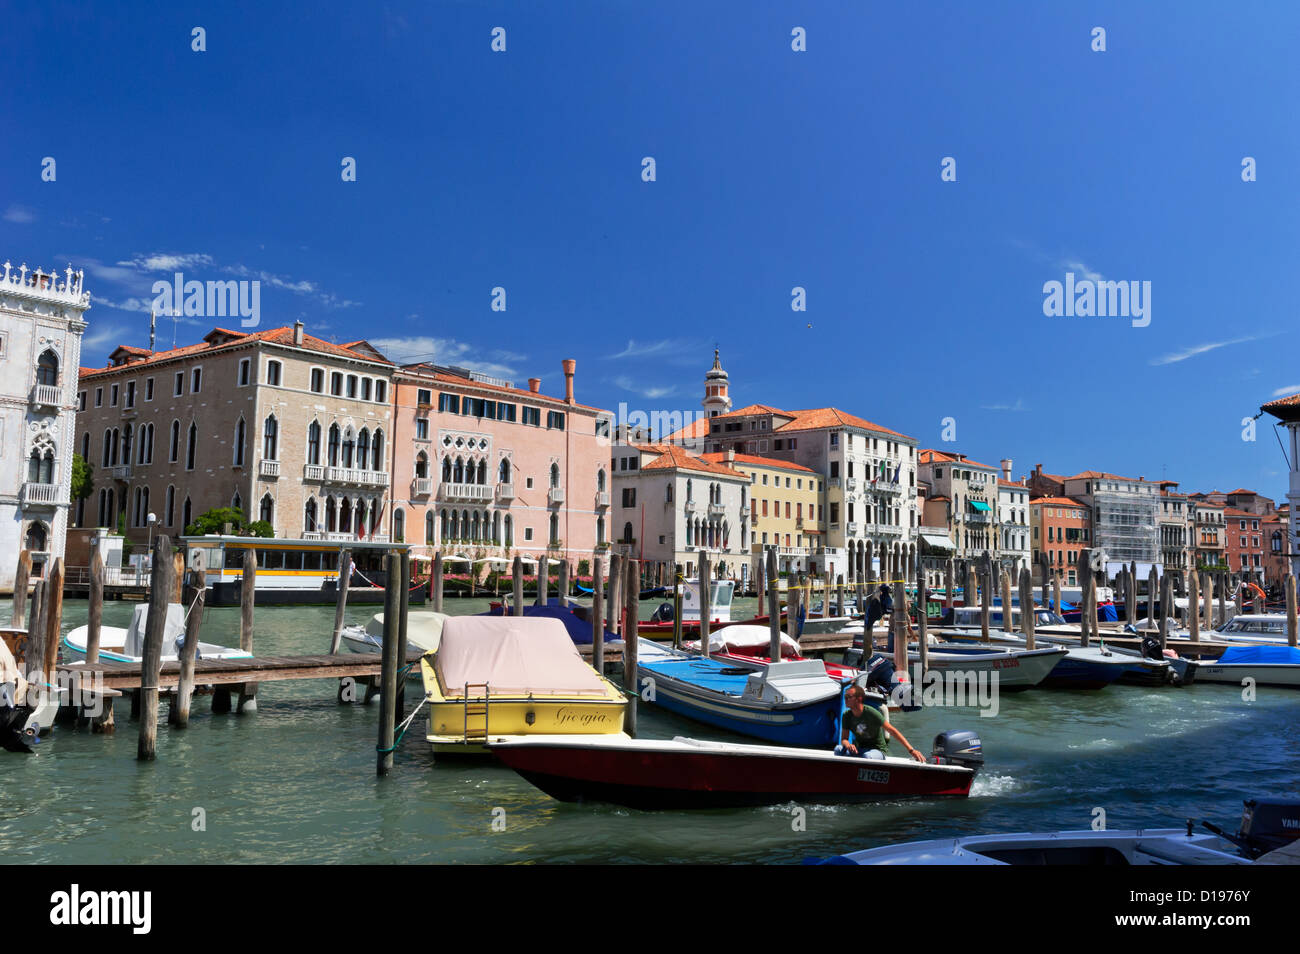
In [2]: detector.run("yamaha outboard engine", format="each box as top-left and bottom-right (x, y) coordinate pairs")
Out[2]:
(649, 601), (675, 624)
(1140, 634), (1164, 661)
(1237, 799), (1300, 858)
(931, 730), (982, 772)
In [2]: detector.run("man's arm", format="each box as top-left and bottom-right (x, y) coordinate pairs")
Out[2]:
(884, 721), (926, 762)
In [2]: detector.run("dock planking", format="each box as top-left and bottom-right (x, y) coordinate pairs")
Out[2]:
(60, 650), (428, 692)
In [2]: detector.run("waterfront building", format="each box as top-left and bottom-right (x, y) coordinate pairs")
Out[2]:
(389, 359), (608, 567)
(609, 442), (749, 583)
(1027, 463), (1068, 499)
(1030, 496), (1092, 586)
(1060, 471), (1161, 571)
(1224, 506), (1265, 585)
(1187, 497), (1227, 571)
(0, 261), (90, 592)
(1262, 506), (1291, 586)
(699, 451), (827, 579)
(1157, 483), (1191, 575)
(995, 462), (1032, 576)
(918, 449), (1000, 564)
(77, 323), (395, 552)
(1261, 391), (1300, 578)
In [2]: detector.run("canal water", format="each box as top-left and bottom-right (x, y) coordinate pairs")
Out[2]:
(4, 595), (1298, 864)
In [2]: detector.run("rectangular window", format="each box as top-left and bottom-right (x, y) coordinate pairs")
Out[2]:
(829, 461), (839, 478)
(830, 503), (840, 524)
(238, 358), (250, 386)
(311, 369), (324, 393)
(362, 378), (372, 401)
(438, 392), (460, 413)
(375, 380), (387, 403)
(174, 372), (184, 396)
(622, 488), (637, 507)
(267, 361), (282, 386)
(762, 500), (769, 516)
(110, 384), (119, 406)
(79, 391), (87, 411)
(330, 372), (343, 396)
(95, 387), (103, 407)
(346, 375), (358, 398)
(145, 377), (154, 401)
(523, 407), (541, 427)
(547, 411), (566, 430)
(417, 389), (432, 406)
(415, 419), (429, 440)
(191, 368), (202, 393)
(524, 527), (533, 541)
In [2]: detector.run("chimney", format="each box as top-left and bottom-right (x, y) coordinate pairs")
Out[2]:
(726, 448), (736, 463)
(528, 378), (541, 393)
(293, 320), (304, 346)
(562, 359), (575, 404)
(1000, 458), (1012, 481)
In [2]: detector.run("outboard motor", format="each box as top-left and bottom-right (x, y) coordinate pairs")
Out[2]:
(1140, 634), (1164, 661)
(649, 601), (675, 624)
(931, 730), (983, 772)
(1237, 799), (1300, 858)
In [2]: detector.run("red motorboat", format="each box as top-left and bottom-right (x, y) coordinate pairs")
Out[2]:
(489, 731), (983, 809)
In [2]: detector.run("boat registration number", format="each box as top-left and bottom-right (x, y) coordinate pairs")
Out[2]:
(992, 658), (1020, 669)
(856, 768), (890, 784)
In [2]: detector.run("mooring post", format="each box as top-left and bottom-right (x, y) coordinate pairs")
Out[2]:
(27, 579), (46, 691)
(1217, 571), (1226, 630)
(1078, 549), (1092, 648)
(591, 555), (605, 672)
(1000, 567), (1013, 633)
(557, 557), (569, 606)
(433, 551), (445, 611)
(1147, 566), (1158, 631)
(508, 555), (521, 616)
(42, 557), (65, 682)
(536, 555), (549, 606)
(623, 558), (639, 738)
(916, 551), (929, 674)
(86, 549), (105, 665)
(788, 574), (801, 642)
(1019, 567), (1035, 650)
(173, 567), (205, 727)
(836, 573), (845, 618)
(12, 549), (32, 628)
(605, 551), (621, 635)
(1040, 552), (1049, 610)
(945, 557), (955, 613)
(329, 548), (351, 655)
(892, 569), (909, 676)
(237, 548), (258, 713)
(377, 552), (401, 776)
(1159, 571), (1173, 651)
(395, 550), (411, 723)
(138, 536), (173, 761)
(1286, 573), (1297, 648)
(979, 554), (991, 643)
(699, 549), (712, 657)
(672, 571), (683, 650)
(1188, 570), (1201, 643)
(1053, 570), (1062, 620)
(766, 549), (781, 662)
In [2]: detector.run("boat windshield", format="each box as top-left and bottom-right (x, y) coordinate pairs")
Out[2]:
(710, 581), (734, 608)
(1219, 617), (1286, 634)
(1035, 610), (1067, 626)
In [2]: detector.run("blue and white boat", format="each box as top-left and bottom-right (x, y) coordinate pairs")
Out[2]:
(1195, 644), (1300, 688)
(63, 603), (252, 664)
(630, 638), (844, 747)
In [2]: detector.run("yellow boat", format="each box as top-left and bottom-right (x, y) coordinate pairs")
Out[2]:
(422, 615), (628, 754)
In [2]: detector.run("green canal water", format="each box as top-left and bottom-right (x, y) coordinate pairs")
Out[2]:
(3, 596), (1298, 864)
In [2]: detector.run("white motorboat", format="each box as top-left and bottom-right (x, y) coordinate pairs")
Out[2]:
(1212, 614), (1297, 645)
(63, 604), (251, 664)
(339, 610), (449, 656)
(1193, 644), (1300, 688)
(906, 645), (1067, 691)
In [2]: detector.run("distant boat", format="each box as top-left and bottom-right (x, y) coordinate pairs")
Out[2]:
(489, 730), (983, 809)
(339, 610), (448, 657)
(63, 604), (251, 665)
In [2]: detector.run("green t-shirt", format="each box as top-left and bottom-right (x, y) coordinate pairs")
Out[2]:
(842, 703), (888, 753)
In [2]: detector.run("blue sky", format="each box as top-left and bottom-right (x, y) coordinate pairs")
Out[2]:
(4, 1), (1298, 498)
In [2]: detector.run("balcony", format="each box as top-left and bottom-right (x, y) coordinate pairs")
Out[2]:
(548, 486), (565, 506)
(845, 478), (858, 493)
(108, 464), (132, 481)
(595, 491), (610, 509)
(325, 466), (390, 489)
(683, 499), (697, 512)
(412, 477), (434, 497)
(967, 511), (992, 525)
(846, 522), (858, 535)
(303, 464), (325, 481)
(259, 460), (280, 478)
(497, 482), (515, 501)
(829, 477), (841, 489)
(708, 502), (725, 517)
(29, 384), (62, 408)
(21, 482), (61, 507)
(441, 481), (493, 502)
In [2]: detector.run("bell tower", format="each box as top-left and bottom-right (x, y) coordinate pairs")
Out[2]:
(702, 348), (731, 418)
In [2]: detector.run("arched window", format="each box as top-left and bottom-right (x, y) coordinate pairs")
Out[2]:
(328, 424), (341, 466)
(186, 422), (197, 470)
(425, 511), (435, 544)
(686, 479), (693, 502)
(442, 457), (452, 482)
(549, 513), (559, 545)
(357, 428), (370, 470)
(440, 509), (449, 541)
(597, 468), (606, 492)
(102, 429), (112, 467)
(340, 498), (353, 533)
(415, 452), (428, 478)
(341, 429), (355, 468)
(231, 491), (242, 513)
(233, 418), (246, 467)
(369, 501), (380, 536)
(182, 496), (192, 532)
(304, 498), (318, 532)
(476, 459), (486, 485)
(25, 522), (48, 552)
(371, 429), (384, 470)
(503, 514), (513, 546)
(393, 508), (405, 542)
(169, 420), (180, 462)
(596, 515), (605, 544)
(622, 522), (634, 544)
(453, 457), (465, 483)
(139, 423), (153, 464)
(449, 510), (459, 540)
(36, 350), (58, 387)
(27, 449), (54, 484)
(550, 463), (560, 488)
(263, 415), (278, 461)
(259, 494), (274, 527)
(492, 511), (500, 543)
(499, 458), (511, 484)
(307, 421), (321, 465)
(325, 497), (337, 532)
(165, 485), (175, 527)
(122, 424), (133, 465)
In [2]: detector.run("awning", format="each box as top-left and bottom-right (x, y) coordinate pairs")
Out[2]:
(969, 500), (992, 512)
(919, 532), (957, 553)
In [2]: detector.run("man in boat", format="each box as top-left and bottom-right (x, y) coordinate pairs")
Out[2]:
(837, 685), (926, 762)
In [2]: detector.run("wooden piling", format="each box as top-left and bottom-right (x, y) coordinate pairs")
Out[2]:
(1188, 569), (1201, 643)
(512, 555), (524, 617)
(27, 579), (46, 686)
(1217, 571), (1226, 629)
(1053, 570), (1062, 619)
(945, 558), (955, 612)
(1040, 552), (1049, 609)
(1286, 573), (1297, 648)
(1147, 566), (1158, 631)
(432, 551), (443, 613)
(557, 558), (569, 604)
(672, 571), (683, 650)
(893, 570), (909, 674)
(591, 555), (605, 670)
(1159, 571), (1173, 650)
(395, 550), (411, 723)
(87, 549), (104, 665)
(11, 549), (31, 628)
(138, 536), (173, 761)
(536, 555), (549, 606)
(42, 558), (65, 680)
(699, 550), (712, 658)
(1000, 567), (1013, 633)
(916, 551), (928, 674)
(237, 548), (258, 713)
(979, 553), (991, 642)
(766, 549), (781, 662)
(329, 549), (351, 655)
(1019, 567), (1035, 650)
(623, 558), (639, 738)
(1078, 549), (1091, 648)
(376, 552), (401, 776)
(1128, 560), (1138, 624)
(172, 566), (205, 727)
(605, 551), (621, 635)
(836, 573), (845, 618)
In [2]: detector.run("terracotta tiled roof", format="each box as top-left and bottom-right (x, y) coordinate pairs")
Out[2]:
(1261, 392), (1300, 416)
(927, 495), (950, 502)
(1031, 496), (1090, 509)
(1223, 507), (1257, 517)
(998, 478), (1026, 488)
(1227, 488), (1258, 496)
(699, 452), (816, 473)
(82, 325), (392, 378)
(777, 407), (912, 440)
(637, 444), (746, 477)
(401, 365), (603, 412)
(919, 448), (999, 470)
(1194, 499), (1226, 508)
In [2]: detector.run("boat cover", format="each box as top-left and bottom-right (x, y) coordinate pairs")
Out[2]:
(699, 624), (800, 657)
(122, 604), (187, 657)
(435, 616), (610, 698)
(1217, 645), (1300, 665)
(482, 600), (596, 644)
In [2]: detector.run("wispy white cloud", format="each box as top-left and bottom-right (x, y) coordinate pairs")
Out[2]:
(83, 323), (126, 351)
(605, 338), (684, 360)
(613, 375), (676, 400)
(1150, 333), (1276, 366)
(116, 253), (215, 272)
(1270, 384), (1300, 397)
(980, 398), (1025, 412)
(3, 205), (35, 224)
(1061, 259), (1103, 282)
(369, 335), (521, 382)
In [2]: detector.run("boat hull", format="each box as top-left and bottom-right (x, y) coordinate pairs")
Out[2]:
(643, 677), (841, 747)
(492, 736), (974, 809)
(1192, 663), (1300, 688)
(908, 647), (1066, 690)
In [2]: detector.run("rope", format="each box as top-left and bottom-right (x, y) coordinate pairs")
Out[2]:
(376, 693), (430, 753)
